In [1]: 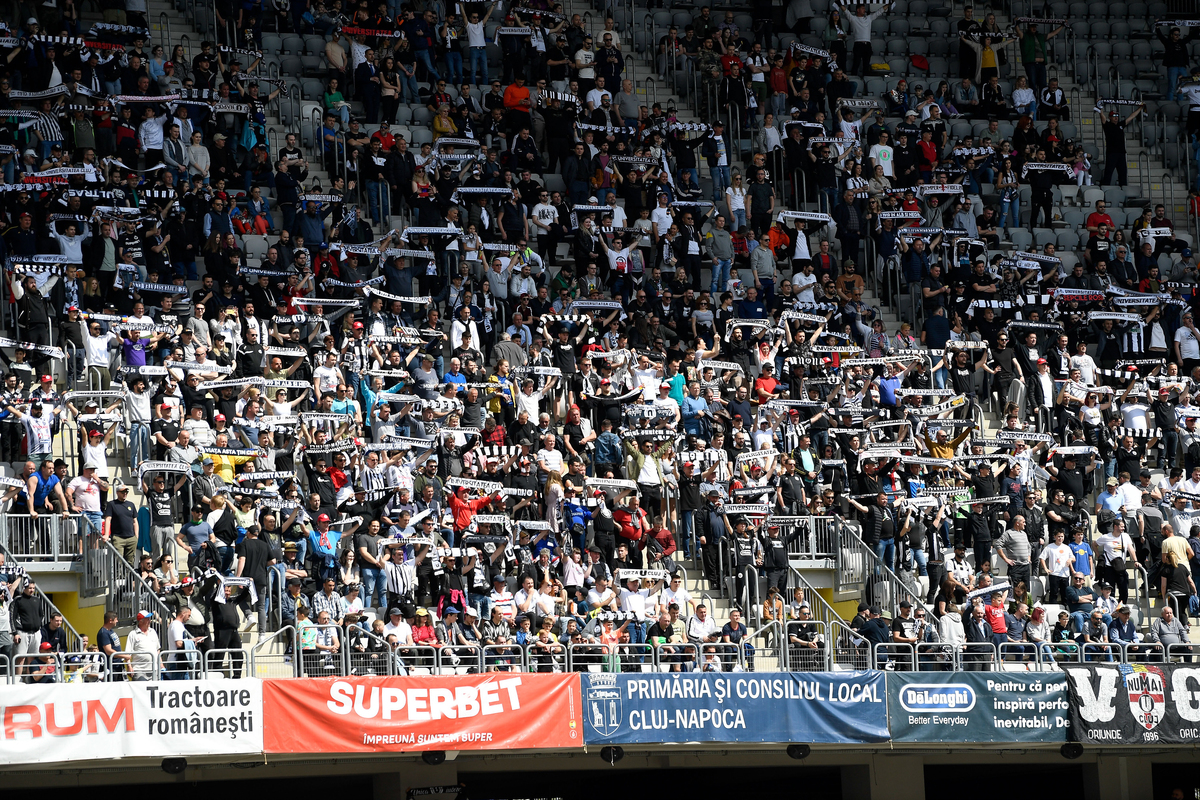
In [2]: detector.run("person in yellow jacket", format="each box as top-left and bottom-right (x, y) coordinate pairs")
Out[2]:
(198, 432), (260, 483)
(923, 423), (974, 460)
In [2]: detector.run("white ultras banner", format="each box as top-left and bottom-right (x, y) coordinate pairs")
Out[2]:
(0, 680), (263, 764)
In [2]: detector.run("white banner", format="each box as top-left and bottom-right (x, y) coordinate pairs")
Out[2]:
(0, 680), (263, 764)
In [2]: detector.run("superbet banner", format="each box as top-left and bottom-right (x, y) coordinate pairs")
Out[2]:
(262, 675), (584, 752)
(0, 681), (263, 765)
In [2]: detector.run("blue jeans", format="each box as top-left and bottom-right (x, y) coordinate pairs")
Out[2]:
(711, 165), (730, 204)
(731, 209), (746, 231)
(445, 51), (463, 85)
(1169, 66), (1189, 101)
(360, 565), (383, 607)
(875, 539), (896, 573)
(1024, 62), (1047, 94)
(130, 421), (151, 471)
(933, 366), (947, 389)
(400, 73), (420, 104)
(82, 511), (103, 537)
(999, 197), (1020, 229)
(469, 47), (488, 85)
(710, 258), (732, 294)
(334, 104), (351, 126)
(366, 179), (389, 223)
(414, 48), (441, 81)
(759, 277), (775, 306)
(289, 538), (308, 565)
(468, 591), (492, 620)
(820, 187), (838, 214)
(679, 510), (694, 555)
(174, 260), (198, 281)
(911, 547), (928, 577)
(218, 545), (236, 575)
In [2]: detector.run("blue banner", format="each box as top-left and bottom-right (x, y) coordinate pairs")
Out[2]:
(888, 672), (1070, 743)
(580, 672), (889, 745)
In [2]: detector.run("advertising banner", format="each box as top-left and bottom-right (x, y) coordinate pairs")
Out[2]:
(580, 672), (888, 745)
(888, 672), (1070, 743)
(1064, 665), (1200, 745)
(0, 680), (263, 765)
(262, 675), (583, 752)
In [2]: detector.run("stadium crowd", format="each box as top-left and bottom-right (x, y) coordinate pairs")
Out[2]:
(0, 0), (1198, 679)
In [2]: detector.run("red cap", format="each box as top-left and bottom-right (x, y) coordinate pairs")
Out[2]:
(40, 374), (51, 382)
(164, 60), (173, 68)
(353, 321), (364, 329)
(1036, 357), (1047, 365)
(683, 461), (694, 468)
(660, 381), (671, 389)
(214, 413), (226, 421)
(160, 403), (172, 410)
(68, 305), (78, 311)
(1160, 388), (1170, 396)
(39, 642), (53, 652)
(600, 378), (611, 385)
(317, 513), (330, 522)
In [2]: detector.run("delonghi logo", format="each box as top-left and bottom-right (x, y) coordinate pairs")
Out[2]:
(899, 684), (976, 712)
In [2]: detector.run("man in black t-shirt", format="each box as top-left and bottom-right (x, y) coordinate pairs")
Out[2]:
(104, 483), (139, 565)
(677, 461), (703, 558)
(151, 403), (180, 460)
(143, 472), (184, 563)
(236, 527), (274, 631)
(1099, 104), (1144, 187)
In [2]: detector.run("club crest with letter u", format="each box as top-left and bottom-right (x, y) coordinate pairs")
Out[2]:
(1121, 663), (1166, 732)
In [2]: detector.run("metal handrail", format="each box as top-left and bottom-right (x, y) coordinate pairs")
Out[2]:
(783, 619), (829, 671)
(0, 513), (84, 562)
(741, 564), (761, 627)
(788, 566), (851, 635)
(81, 526), (173, 646)
(838, 516), (936, 619)
(0, 540), (83, 652)
(252, 625), (299, 677)
(159, 12), (171, 51)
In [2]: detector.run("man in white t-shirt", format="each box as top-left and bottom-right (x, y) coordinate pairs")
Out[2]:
(794, 262), (818, 303)
(619, 576), (664, 641)
(868, 130), (894, 177)
(657, 573), (696, 615)
(1039, 530), (1076, 603)
(312, 351), (344, 399)
(536, 434), (564, 475)
(574, 36), (596, 91)
(650, 193), (673, 242)
(587, 575), (618, 611)
(383, 607), (413, 641)
(465, 1), (496, 85)
(1175, 312), (1200, 365)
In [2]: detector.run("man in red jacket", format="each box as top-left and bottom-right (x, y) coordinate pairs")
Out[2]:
(448, 486), (503, 532)
(645, 515), (677, 569)
(613, 496), (651, 549)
